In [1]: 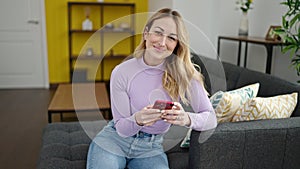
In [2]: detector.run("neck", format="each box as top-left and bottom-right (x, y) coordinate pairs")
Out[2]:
(143, 53), (164, 66)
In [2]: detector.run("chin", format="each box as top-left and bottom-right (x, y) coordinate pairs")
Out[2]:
(146, 49), (172, 60)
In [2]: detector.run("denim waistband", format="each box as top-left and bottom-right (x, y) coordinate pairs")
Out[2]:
(108, 120), (158, 139)
(133, 131), (156, 138)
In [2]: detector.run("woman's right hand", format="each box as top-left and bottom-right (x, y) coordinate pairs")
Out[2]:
(135, 105), (162, 126)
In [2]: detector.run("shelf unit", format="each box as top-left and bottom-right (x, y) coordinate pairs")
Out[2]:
(68, 2), (135, 82)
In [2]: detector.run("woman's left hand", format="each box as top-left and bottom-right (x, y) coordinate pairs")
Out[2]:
(161, 102), (191, 127)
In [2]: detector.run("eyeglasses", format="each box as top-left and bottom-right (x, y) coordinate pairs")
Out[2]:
(149, 31), (178, 44)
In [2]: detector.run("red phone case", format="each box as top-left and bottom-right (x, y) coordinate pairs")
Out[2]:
(153, 100), (174, 110)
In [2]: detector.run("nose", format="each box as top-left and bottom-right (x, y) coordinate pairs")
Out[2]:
(159, 36), (167, 46)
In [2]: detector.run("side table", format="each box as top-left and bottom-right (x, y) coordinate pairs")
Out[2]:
(217, 35), (283, 74)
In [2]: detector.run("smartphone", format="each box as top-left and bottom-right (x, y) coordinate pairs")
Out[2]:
(152, 100), (174, 110)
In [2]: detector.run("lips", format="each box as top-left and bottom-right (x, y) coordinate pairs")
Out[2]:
(153, 45), (165, 53)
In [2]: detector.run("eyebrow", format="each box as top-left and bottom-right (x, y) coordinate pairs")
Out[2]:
(154, 26), (178, 37)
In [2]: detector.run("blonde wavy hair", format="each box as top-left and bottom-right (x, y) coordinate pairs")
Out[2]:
(133, 8), (206, 104)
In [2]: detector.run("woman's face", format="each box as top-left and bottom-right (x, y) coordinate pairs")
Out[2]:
(144, 17), (178, 66)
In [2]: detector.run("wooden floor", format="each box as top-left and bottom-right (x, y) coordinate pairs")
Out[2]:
(0, 88), (54, 169)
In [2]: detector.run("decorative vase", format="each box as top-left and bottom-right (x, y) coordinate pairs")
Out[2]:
(238, 12), (249, 36)
(82, 16), (93, 30)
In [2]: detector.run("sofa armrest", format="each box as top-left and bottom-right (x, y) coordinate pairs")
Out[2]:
(189, 117), (300, 169)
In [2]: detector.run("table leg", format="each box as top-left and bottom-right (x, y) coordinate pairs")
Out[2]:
(217, 37), (221, 57)
(48, 111), (52, 123)
(60, 113), (63, 122)
(108, 109), (112, 119)
(105, 110), (109, 120)
(265, 44), (273, 74)
(244, 42), (248, 67)
(237, 41), (242, 66)
(102, 109), (110, 120)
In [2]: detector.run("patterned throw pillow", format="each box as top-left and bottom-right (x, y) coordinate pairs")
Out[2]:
(180, 128), (191, 148)
(214, 92), (242, 123)
(232, 92), (298, 122)
(180, 83), (260, 148)
(210, 83), (260, 123)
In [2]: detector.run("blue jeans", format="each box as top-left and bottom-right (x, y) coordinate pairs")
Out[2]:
(86, 120), (169, 169)
(87, 142), (169, 169)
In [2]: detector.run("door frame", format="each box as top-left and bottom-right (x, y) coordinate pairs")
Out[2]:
(40, 0), (49, 89)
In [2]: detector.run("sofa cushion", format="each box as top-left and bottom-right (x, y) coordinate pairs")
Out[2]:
(37, 121), (105, 169)
(189, 117), (300, 169)
(166, 141), (189, 169)
(232, 92), (298, 122)
(167, 152), (189, 169)
(191, 53), (227, 95)
(222, 61), (244, 91)
(38, 120), (190, 169)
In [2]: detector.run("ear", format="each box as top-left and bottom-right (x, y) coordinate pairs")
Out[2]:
(143, 26), (149, 40)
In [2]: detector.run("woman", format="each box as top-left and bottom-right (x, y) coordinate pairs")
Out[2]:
(87, 8), (217, 169)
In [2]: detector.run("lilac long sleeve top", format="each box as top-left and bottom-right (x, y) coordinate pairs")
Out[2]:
(110, 57), (217, 138)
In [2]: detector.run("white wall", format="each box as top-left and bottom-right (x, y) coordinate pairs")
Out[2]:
(148, 0), (299, 84)
(148, 0), (173, 12)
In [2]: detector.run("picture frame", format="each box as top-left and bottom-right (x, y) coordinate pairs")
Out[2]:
(265, 25), (281, 41)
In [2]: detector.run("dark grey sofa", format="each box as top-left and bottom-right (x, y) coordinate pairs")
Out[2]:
(188, 55), (300, 169)
(37, 55), (300, 169)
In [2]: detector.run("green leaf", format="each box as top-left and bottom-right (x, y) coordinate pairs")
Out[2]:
(290, 13), (300, 27)
(285, 36), (295, 43)
(291, 54), (300, 61)
(290, 46), (298, 57)
(273, 28), (285, 36)
(279, 0), (300, 82)
(282, 45), (296, 53)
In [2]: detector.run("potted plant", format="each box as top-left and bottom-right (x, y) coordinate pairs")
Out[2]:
(235, 0), (254, 36)
(274, 0), (300, 83)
